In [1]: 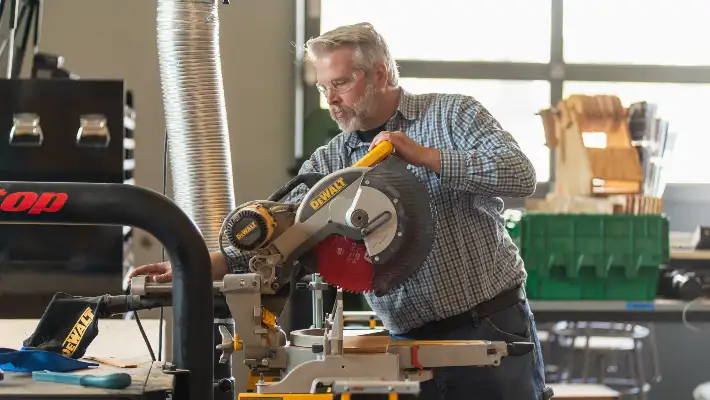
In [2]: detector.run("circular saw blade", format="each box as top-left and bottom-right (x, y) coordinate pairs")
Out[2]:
(315, 234), (374, 293)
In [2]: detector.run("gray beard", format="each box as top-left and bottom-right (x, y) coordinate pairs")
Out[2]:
(330, 84), (379, 132)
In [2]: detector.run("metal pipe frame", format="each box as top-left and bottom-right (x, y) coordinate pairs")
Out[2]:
(0, 181), (214, 400)
(293, 0), (710, 202)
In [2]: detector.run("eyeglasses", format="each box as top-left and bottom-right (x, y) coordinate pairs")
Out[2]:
(315, 71), (361, 96)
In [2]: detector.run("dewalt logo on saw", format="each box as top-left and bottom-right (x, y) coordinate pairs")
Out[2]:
(309, 177), (347, 211)
(62, 306), (96, 357)
(236, 221), (258, 240)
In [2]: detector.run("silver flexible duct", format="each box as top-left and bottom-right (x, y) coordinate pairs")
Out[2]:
(156, 0), (235, 252)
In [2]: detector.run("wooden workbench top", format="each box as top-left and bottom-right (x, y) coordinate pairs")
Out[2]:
(1, 318), (171, 398)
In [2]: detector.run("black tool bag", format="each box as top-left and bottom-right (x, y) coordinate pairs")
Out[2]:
(22, 292), (106, 359)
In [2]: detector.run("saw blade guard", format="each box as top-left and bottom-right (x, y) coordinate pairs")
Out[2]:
(357, 156), (435, 295)
(285, 150), (434, 296)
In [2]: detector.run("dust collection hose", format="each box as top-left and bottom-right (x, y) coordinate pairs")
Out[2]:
(157, 0), (236, 253)
(0, 181), (214, 400)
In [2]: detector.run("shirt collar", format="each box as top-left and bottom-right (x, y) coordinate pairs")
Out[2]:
(395, 87), (420, 120)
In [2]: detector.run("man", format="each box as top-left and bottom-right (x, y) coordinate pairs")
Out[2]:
(129, 22), (547, 399)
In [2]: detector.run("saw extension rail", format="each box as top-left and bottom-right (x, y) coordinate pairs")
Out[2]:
(0, 181), (214, 400)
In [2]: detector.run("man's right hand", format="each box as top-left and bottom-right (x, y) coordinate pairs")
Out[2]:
(127, 261), (173, 283)
(126, 251), (231, 284)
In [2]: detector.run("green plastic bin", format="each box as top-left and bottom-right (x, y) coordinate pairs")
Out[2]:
(512, 213), (669, 301)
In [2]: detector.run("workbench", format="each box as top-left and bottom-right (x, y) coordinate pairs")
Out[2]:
(1, 318), (172, 399)
(530, 298), (710, 323)
(345, 297), (710, 325)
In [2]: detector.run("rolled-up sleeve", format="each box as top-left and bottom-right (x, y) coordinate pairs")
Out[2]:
(222, 135), (345, 274)
(438, 96), (537, 198)
(223, 246), (251, 274)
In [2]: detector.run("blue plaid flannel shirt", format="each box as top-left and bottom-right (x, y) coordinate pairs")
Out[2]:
(225, 88), (536, 335)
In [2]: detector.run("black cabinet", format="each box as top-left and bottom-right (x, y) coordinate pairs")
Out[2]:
(0, 78), (134, 283)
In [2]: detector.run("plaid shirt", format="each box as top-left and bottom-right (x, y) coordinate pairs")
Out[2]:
(225, 88), (536, 335)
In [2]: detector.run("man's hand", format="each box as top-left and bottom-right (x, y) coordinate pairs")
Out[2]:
(127, 261), (172, 283)
(369, 131), (441, 173)
(126, 251), (230, 284)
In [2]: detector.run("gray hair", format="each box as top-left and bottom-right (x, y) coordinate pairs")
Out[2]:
(304, 22), (399, 87)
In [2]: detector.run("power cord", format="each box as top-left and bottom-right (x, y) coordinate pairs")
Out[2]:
(125, 283), (157, 361)
(127, 129), (168, 362)
(158, 128), (168, 361)
(133, 302), (157, 361)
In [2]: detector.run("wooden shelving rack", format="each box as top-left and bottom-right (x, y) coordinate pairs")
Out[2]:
(532, 94), (663, 215)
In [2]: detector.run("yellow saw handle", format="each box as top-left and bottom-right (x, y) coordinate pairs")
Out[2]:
(352, 140), (394, 167)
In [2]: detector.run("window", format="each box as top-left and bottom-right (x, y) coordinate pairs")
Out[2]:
(319, 0), (551, 63)
(564, 1), (710, 66)
(563, 81), (710, 183)
(401, 78), (551, 182)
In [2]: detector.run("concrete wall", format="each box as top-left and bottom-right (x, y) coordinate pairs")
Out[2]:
(10, 0), (297, 267)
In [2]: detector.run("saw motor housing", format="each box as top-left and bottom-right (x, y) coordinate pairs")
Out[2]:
(222, 141), (434, 297)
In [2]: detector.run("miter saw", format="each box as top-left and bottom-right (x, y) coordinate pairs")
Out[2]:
(130, 141), (535, 398)
(218, 140), (433, 296)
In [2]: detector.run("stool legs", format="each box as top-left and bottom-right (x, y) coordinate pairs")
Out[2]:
(634, 345), (648, 400)
(551, 321), (657, 399)
(597, 353), (608, 384)
(648, 323), (662, 384)
(626, 350), (647, 400)
(582, 337), (593, 382)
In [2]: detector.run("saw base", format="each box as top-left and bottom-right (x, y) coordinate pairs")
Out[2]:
(130, 273), (536, 397)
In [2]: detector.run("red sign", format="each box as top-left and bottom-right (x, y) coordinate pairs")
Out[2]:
(0, 189), (68, 214)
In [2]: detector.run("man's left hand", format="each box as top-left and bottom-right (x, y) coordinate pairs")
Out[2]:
(369, 131), (441, 172)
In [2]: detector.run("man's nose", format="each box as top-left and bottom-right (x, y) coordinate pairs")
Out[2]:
(326, 90), (341, 105)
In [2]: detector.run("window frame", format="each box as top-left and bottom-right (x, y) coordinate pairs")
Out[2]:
(294, 0), (710, 204)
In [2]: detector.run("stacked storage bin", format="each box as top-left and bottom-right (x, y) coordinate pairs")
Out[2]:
(507, 213), (670, 301)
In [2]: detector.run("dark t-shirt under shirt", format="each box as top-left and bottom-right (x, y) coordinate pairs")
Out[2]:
(356, 124), (386, 143)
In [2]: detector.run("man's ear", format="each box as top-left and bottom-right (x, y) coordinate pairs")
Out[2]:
(374, 62), (388, 88)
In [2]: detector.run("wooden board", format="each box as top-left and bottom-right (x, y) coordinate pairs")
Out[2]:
(343, 335), (390, 354)
(0, 319), (172, 398)
(671, 249), (710, 260)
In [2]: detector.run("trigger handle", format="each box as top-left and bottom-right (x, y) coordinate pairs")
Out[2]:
(352, 141), (393, 167)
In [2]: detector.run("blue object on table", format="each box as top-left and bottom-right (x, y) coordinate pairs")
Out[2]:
(0, 348), (97, 373)
(626, 301), (655, 311)
(32, 370), (132, 389)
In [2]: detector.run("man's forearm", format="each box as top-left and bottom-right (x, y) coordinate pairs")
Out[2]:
(423, 147), (442, 174)
(422, 144), (536, 197)
(437, 146), (537, 198)
(210, 251), (230, 280)
(433, 96), (537, 198)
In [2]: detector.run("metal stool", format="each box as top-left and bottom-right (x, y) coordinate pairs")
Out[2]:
(552, 321), (661, 399)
